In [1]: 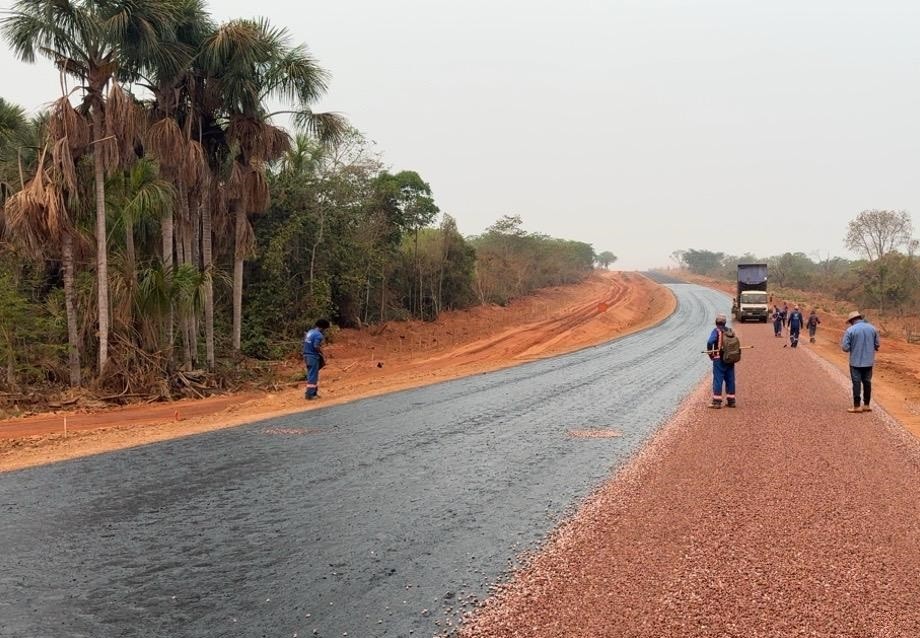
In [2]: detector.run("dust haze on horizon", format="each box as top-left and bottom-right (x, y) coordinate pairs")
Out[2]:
(2, 0), (918, 271)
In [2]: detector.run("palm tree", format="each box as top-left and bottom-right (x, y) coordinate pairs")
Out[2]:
(200, 18), (346, 351)
(3, 0), (185, 373)
(0, 98), (27, 199)
(3, 132), (86, 387)
(106, 159), (175, 341)
(136, 0), (213, 368)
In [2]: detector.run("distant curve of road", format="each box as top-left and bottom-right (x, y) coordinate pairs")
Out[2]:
(0, 280), (727, 638)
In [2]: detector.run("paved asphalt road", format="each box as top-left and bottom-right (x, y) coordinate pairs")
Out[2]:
(0, 281), (727, 638)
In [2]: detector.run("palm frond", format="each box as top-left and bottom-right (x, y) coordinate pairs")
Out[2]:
(184, 139), (207, 185)
(121, 158), (175, 224)
(105, 83), (144, 166)
(262, 45), (329, 105)
(145, 117), (185, 170)
(243, 163), (269, 213)
(3, 151), (70, 257)
(51, 136), (78, 197)
(292, 110), (348, 145)
(47, 97), (90, 151)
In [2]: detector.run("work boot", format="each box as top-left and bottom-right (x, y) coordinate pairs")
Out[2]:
(708, 400), (722, 409)
(847, 406), (863, 413)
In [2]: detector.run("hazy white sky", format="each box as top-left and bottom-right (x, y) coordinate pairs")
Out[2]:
(2, 0), (919, 269)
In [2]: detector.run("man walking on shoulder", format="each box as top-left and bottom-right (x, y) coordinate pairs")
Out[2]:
(807, 309), (821, 343)
(788, 305), (804, 348)
(707, 313), (739, 409)
(841, 310), (880, 413)
(303, 319), (331, 400)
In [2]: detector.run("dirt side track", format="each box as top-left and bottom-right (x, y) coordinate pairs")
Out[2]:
(460, 317), (920, 637)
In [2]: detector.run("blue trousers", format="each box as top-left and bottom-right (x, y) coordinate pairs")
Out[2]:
(304, 355), (320, 397)
(712, 360), (736, 402)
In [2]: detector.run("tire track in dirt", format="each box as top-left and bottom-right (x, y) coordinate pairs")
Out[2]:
(459, 317), (920, 638)
(420, 273), (646, 365)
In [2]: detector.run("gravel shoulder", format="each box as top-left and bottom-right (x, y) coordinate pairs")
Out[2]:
(460, 319), (920, 638)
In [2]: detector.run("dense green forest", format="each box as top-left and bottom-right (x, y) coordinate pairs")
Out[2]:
(672, 209), (920, 318)
(0, 0), (603, 396)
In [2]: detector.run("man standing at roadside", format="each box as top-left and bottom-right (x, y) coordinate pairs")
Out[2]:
(841, 310), (880, 413)
(787, 305), (804, 348)
(303, 319), (331, 400)
(707, 313), (738, 409)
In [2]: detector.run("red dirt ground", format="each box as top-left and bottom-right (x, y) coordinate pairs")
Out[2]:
(0, 270), (674, 472)
(459, 319), (920, 637)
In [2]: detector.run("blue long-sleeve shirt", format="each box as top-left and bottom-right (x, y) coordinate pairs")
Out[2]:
(303, 328), (324, 356)
(707, 327), (723, 360)
(841, 320), (879, 367)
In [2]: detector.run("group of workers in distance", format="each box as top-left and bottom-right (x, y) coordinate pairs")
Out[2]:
(299, 301), (881, 418)
(708, 306), (880, 414)
(771, 302), (822, 347)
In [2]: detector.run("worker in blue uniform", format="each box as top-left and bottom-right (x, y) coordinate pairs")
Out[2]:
(303, 319), (330, 400)
(707, 313), (736, 409)
(787, 305), (805, 348)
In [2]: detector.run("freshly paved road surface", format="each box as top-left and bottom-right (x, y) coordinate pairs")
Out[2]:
(0, 282), (726, 638)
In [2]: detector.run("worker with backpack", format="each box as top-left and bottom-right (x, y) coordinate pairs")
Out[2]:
(707, 313), (742, 409)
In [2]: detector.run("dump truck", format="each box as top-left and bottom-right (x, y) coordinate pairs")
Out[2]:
(732, 263), (769, 322)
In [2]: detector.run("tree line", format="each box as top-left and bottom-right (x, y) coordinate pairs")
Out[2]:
(671, 209), (920, 318)
(0, 0), (605, 396)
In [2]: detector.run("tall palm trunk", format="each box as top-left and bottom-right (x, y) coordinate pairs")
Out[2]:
(202, 184), (215, 370)
(190, 191), (200, 366)
(62, 229), (81, 387)
(161, 197), (174, 353)
(92, 108), (110, 373)
(232, 203), (245, 351)
(176, 184), (193, 368)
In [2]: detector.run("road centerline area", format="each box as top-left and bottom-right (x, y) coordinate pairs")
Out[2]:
(0, 284), (726, 638)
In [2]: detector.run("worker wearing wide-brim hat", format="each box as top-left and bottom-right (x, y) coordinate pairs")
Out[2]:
(841, 310), (880, 413)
